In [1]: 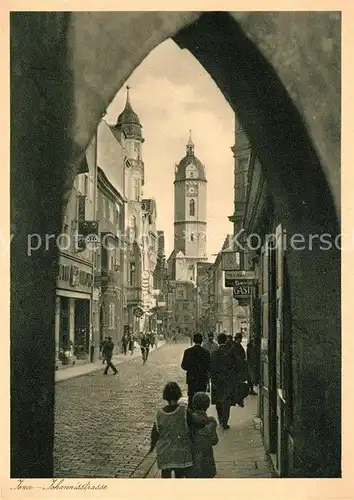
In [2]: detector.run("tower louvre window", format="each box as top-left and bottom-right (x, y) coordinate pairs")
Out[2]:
(189, 199), (195, 216)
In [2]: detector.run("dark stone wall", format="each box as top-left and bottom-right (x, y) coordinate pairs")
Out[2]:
(11, 13), (73, 477)
(174, 12), (340, 477)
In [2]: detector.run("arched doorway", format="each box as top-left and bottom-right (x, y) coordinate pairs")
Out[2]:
(11, 11), (340, 478)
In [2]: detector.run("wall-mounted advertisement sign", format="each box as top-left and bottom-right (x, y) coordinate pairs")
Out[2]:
(225, 270), (256, 287)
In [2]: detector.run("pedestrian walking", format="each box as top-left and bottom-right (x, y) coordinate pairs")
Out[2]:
(202, 332), (218, 356)
(140, 332), (150, 364)
(210, 333), (248, 429)
(150, 332), (157, 349)
(122, 333), (128, 355)
(128, 334), (135, 355)
(202, 332), (218, 392)
(246, 337), (258, 395)
(102, 336), (118, 375)
(233, 332), (246, 361)
(181, 333), (210, 409)
(187, 392), (218, 478)
(149, 382), (193, 478)
(100, 337), (108, 364)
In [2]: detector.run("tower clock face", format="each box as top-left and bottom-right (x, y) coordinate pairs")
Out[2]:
(186, 182), (198, 197)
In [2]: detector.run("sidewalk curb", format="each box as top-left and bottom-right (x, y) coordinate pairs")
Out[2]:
(55, 341), (166, 384)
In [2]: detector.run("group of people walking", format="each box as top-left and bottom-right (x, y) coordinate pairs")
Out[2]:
(150, 331), (258, 478)
(100, 331), (159, 374)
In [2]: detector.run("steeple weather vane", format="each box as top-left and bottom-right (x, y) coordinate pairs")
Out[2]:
(186, 129), (195, 155)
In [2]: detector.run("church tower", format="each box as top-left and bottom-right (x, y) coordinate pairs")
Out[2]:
(173, 131), (207, 283)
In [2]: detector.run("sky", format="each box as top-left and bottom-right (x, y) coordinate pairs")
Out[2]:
(105, 39), (235, 261)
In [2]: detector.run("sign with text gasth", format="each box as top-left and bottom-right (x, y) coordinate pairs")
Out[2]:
(233, 281), (255, 298)
(221, 251), (241, 271)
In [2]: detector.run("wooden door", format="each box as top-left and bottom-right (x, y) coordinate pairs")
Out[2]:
(268, 235), (278, 454)
(260, 237), (271, 450)
(275, 224), (287, 476)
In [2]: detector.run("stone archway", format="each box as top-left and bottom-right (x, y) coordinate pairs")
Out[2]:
(11, 11), (340, 477)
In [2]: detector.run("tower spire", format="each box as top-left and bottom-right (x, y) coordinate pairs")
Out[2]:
(126, 85), (131, 105)
(186, 129), (195, 155)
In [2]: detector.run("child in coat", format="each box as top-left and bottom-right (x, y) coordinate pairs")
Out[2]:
(149, 382), (193, 478)
(187, 392), (218, 478)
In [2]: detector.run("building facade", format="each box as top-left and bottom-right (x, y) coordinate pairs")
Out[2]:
(96, 119), (129, 355)
(153, 231), (169, 337)
(169, 132), (208, 285)
(55, 136), (97, 363)
(169, 279), (197, 336)
(232, 112), (340, 477)
(112, 87), (162, 337)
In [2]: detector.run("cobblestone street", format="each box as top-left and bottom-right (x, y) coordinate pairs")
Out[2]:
(54, 342), (188, 478)
(54, 341), (272, 479)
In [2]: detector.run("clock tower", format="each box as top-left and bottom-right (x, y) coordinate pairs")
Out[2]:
(173, 131), (207, 283)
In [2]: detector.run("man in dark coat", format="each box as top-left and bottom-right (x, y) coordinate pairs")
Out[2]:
(140, 332), (150, 364)
(246, 337), (258, 395)
(210, 333), (247, 429)
(122, 333), (128, 355)
(103, 336), (118, 375)
(233, 332), (246, 361)
(181, 333), (210, 409)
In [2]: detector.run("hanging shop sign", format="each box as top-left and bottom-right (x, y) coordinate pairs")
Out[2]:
(133, 306), (144, 318)
(233, 280), (255, 299)
(77, 220), (100, 249)
(221, 251), (241, 271)
(78, 195), (86, 223)
(225, 270), (256, 287)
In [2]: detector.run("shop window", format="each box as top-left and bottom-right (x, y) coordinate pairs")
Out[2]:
(189, 199), (195, 216)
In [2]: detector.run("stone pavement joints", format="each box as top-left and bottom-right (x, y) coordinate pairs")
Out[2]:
(54, 341), (273, 479)
(55, 341), (165, 383)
